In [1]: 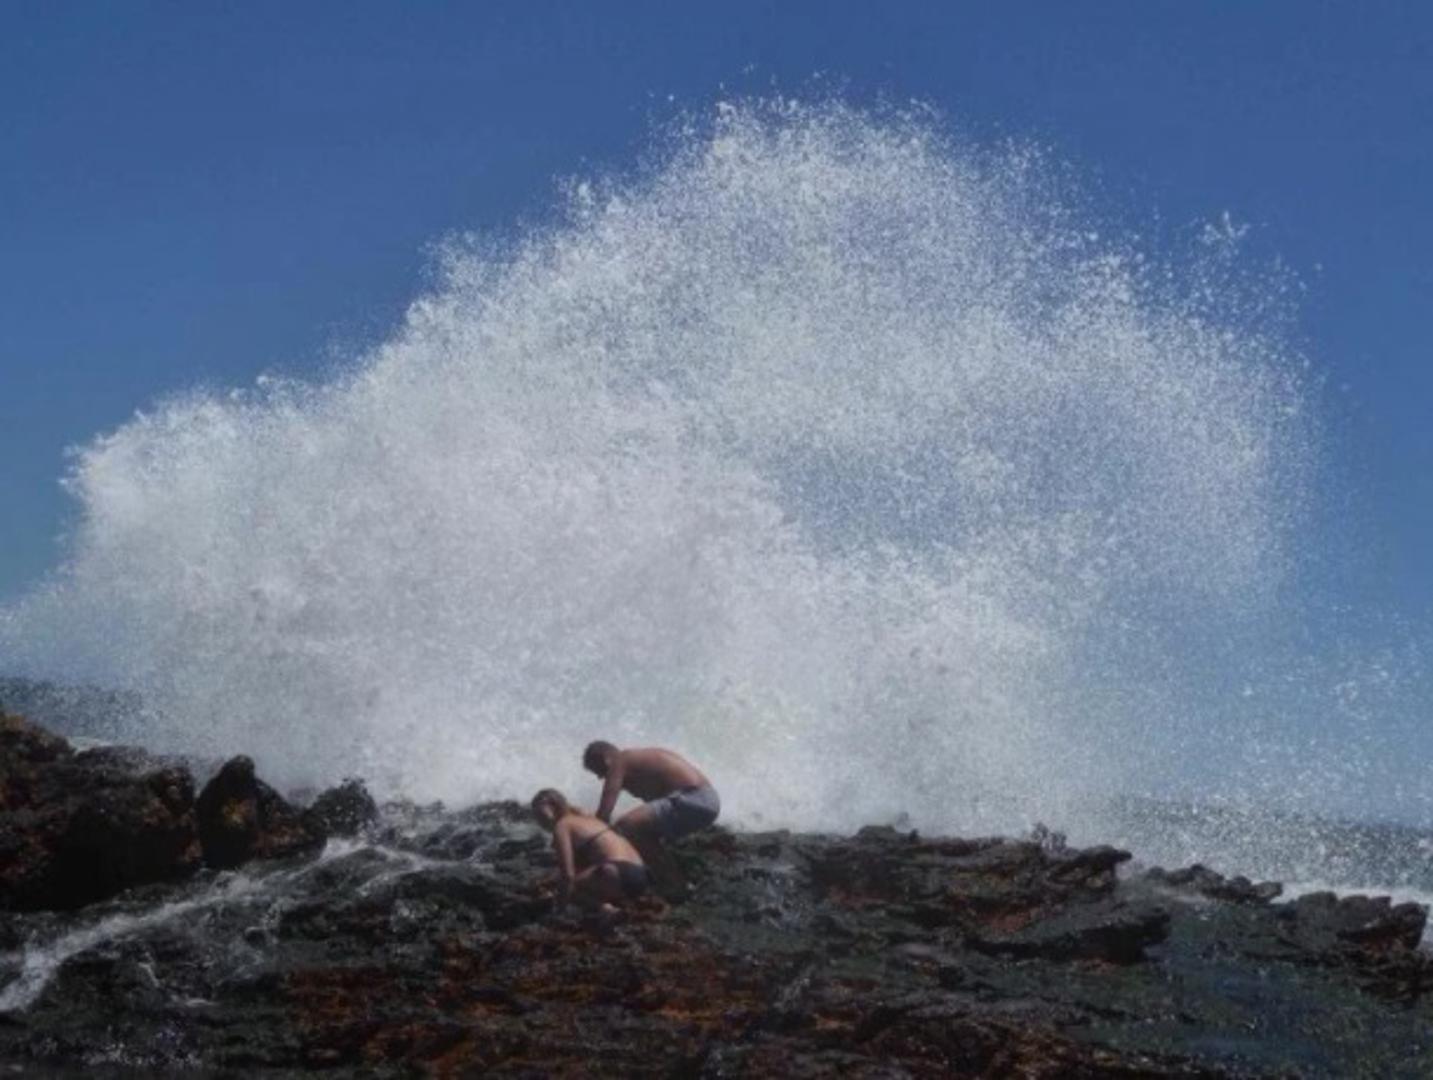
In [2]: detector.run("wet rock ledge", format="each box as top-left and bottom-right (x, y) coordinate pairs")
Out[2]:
(0, 711), (1429, 1077)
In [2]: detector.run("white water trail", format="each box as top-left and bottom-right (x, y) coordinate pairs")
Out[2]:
(2, 99), (1334, 862)
(0, 874), (266, 1013)
(0, 839), (436, 1012)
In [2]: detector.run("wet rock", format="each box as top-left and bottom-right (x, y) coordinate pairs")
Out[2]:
(0, 713), (71, 775)
(307, 778), (377, 837)
(1281, 890), (1427, 954)
(808, 828), (1134, 946)
(1252, 890), (1433, 1003)
(853, 993), (1203, 1078)
(0, 714), (201, 910)
(0, 741), (1429, 1076)
(1146, 863), (1283, 903)
(275, 859), (550, 946)
(50, 766), (200, 903)
(196, 755), (326, 870)
(966, 897), (1171, 964)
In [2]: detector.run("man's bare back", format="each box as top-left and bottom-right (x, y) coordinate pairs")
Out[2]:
(605, 747), (709, 804)
(582, 741), (720, 845)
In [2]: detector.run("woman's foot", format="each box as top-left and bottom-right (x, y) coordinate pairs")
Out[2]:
(582, 902), (623, 933)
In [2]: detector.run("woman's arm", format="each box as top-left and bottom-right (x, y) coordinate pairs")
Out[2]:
(554, 821), (576, 903)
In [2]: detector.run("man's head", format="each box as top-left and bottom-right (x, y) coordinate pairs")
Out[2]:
(530, 788), (570, 830)
(582, 740), (618, 778)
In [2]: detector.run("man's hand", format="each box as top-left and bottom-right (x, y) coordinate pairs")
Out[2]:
(596, 754), (627, 823)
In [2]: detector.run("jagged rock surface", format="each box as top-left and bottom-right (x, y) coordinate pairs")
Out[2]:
(195, 754), (327, 870)
(0, 714), (200, 910)
(1145, 863), (1283, 904)
(307, 778), (378, 838)
(0, 720), (1428, 1076)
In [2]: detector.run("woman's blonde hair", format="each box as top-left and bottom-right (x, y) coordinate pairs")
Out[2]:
(531, 788), (572, 817)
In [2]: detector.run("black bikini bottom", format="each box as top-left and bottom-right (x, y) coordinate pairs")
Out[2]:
(608, 860), (648, 898)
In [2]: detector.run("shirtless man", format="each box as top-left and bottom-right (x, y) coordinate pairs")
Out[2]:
(583, 741), (721, 848)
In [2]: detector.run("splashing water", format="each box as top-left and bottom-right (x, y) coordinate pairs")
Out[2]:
(2, 100), (1328, 854)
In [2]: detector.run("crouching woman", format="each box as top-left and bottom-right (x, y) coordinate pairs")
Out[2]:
(531, 788), (648, 912)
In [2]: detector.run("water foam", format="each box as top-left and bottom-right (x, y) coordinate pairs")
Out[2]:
(2, 100), (1319, 844)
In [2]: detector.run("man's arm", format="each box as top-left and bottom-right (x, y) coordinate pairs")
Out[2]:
(595, 754), (627, 823)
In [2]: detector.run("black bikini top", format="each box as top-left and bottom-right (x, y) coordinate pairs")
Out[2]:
(575, 825), (615, 864)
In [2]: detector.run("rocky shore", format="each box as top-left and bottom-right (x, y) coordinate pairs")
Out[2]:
(0, 711), (1429, 1077)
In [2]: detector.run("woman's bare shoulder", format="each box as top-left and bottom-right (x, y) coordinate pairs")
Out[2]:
(557, 813), (595, 837)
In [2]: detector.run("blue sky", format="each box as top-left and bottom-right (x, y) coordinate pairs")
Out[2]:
(2, 1), (1430, 638)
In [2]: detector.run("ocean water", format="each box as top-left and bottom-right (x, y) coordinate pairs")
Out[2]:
(0, 99), (1426, 892)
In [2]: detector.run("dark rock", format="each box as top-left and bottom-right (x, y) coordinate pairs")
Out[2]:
(49, 766), (200, 903)
(196, 755), (326, 870)
(0, 723), (1429, 1076)
(808, 829), (1133, 947)
(852, 993), (1203, 1078)
(1282, 890), (1427, 955)
(394, 864), (551, 930)
(307, 778), (377, 837)
(1147, 863), (1283, 903)
(0, 713), (71, 775)
(0, 713), (200, 910)
(1226, 890), (1433, 1003)
(967, 897), (1172, 964)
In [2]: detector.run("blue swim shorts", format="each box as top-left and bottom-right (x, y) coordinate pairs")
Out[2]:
(648, 784), (721, 841)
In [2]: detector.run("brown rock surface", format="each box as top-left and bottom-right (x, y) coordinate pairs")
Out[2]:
(0, 713), (201, 910)
(0, 720), (1427, 1075)
(196, 754), (327, 869)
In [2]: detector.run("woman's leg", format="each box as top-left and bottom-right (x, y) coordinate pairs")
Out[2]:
(571, 863), (624, 910)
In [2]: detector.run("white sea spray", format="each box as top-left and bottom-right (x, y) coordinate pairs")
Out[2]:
(3, 99), (1351, 870)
